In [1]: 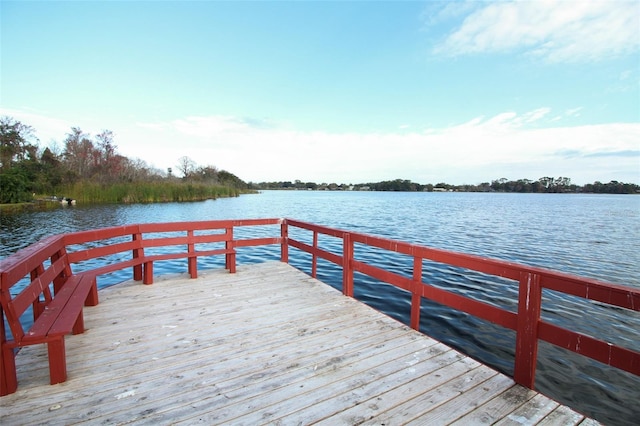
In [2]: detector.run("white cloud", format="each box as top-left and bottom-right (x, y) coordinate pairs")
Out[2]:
(522, 108), (551, 124)
(0, 107), (71, 145)
(128, 110), (639, 185)
(432, 0), (640, 62)
(551, 107), (584, 122)
(564, 107), (583, 117)
(171, 116), (264, 138)
(2, 108), (638, 185)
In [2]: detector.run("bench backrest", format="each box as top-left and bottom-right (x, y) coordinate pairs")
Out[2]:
(0, 235), (72, 342)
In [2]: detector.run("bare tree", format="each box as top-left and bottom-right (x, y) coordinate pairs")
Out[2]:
(177, 156), (196, 179)
(63, 127), (95, 178)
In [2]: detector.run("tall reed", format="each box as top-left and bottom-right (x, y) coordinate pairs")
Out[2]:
(55, 181), (241, 204)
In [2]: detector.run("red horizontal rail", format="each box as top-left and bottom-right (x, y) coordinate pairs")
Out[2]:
(63, 225), (141, 245)
(141, 236), (198, 248)
(285, 218), (345, 238)
(422, 282), (519, 330)
(67, 240), (143, 263)
(234, 237), (282, 248)
(541, 273), (639, 311)
(539, 322), (640, 375)
(288, 238), (344, 267)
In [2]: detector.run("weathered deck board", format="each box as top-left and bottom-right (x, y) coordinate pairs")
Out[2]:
(0, 262), (597, 425)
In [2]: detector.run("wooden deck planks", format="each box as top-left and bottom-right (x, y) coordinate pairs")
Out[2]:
(0, 261), (597, 425)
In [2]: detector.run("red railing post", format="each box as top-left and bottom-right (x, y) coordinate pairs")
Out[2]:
(132, 232), (143, 281)
(225, 227), (236, 273)
(411, 256), (422, 330)
(343, 233), (354, 297)
(280, 221), (289, 263)
(51, 249), (70, 294)
(312, 231), (318, 278)
(187, 230), (197, 279)
(514, 271), (542, 388)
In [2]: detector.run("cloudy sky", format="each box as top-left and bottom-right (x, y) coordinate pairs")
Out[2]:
(1, 0), (639, 185)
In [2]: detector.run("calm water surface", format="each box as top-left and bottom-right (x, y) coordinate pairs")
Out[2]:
(1, 191), (639, 425)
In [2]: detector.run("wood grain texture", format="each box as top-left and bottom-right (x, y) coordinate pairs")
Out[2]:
(0, 262), (596, 425)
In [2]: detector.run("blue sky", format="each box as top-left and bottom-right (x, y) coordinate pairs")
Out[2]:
(1, 0), (639, 184)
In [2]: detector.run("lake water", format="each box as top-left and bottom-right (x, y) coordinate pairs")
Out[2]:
(1, 191), (639, 424)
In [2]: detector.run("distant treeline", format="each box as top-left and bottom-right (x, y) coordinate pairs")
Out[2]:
(3, 115), (636, 205)
(0, 116), (250, 204)
(250, 177), (639, 194)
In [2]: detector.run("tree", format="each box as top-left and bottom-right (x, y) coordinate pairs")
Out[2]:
(0, 117), (40, 202)
(63, 127), (95, 179)
(194, 165), (219, 183)
(38, 147), (63, 191)
(177, 156), (196, 179)
(95, 130), (117, 178)
(218, 170), (247, 189)
(491, 178), (508, 192)
(538, 177), (554, 191)
(0, 167), (32, 203)
(0, 116), (38, 171)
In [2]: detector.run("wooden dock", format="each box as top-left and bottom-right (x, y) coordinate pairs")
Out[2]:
(1, 262), (597, 425)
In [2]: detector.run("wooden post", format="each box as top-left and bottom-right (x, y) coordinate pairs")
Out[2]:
(514, 272), (542, 388)
(143, 261), (153, 285)
(343, 233), (354, 297)
(47, 338), (67, 385)
(280, 221), (289, 263)
(410, 256), (422, 330)
(225, 227), (236, 273)
(187, 230), (197, 279)
(312, 231), (318, 278)
(71, 310), (85, 335)
(84, 276), (99, 307)
(132, 232), (143, 281)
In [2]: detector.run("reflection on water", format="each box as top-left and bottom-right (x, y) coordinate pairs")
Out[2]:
(1, 191), (639, 425)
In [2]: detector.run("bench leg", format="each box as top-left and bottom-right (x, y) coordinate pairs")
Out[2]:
(47, 337), (67, 385)
(84, 277), (99, 307)
(1, 345), (18, 396)
(72, 309), (85, 335)
(143, 261), (153, 285)
(188, 256), (197, 279)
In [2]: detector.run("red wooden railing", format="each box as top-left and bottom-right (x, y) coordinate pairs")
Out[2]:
(283, 219), (640, 388)
(62, 219), (283, 282)
(1, 218), (638, 395)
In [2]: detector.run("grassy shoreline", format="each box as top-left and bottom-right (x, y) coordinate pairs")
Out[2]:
(0, 200), (62, 214)
(58, 181), (245, 204)
(0, 182), (255, 214)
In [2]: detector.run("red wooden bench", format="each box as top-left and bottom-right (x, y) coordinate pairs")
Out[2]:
(1, 220), (272, 395)
(0, 236), (98, 396)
